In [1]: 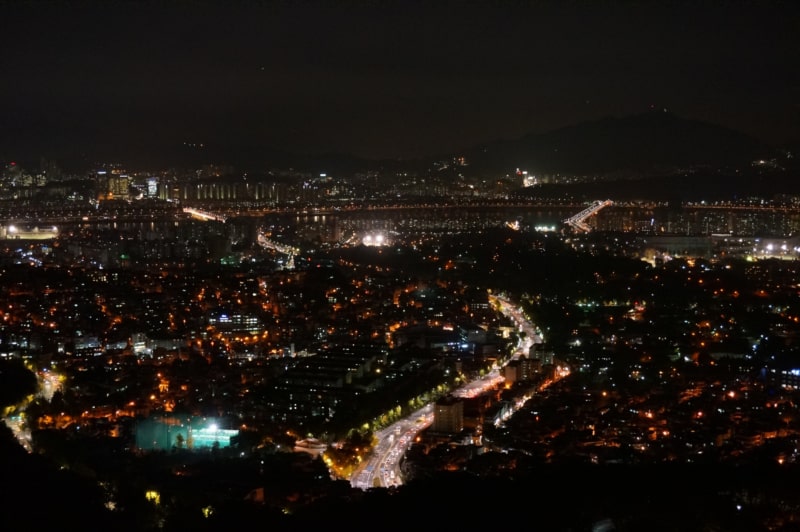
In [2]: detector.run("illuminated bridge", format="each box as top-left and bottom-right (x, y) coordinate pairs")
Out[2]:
(563, 199), (613, 232)
(257, 232), (300, 269)
(183, 207), (227, 222)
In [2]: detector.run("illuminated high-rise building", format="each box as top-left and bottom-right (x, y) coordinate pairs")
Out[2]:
(431, 395), (464, 434)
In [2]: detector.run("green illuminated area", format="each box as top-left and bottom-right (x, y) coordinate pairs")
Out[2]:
(134, 417), (238, 451)
(190, 424), (239, 448)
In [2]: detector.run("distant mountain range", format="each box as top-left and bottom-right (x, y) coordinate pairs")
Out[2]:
(9, 110), (790, 182)
(298, 109), (788, 180)
(454, 109), (783, 178)
(257, 109), (784, 178)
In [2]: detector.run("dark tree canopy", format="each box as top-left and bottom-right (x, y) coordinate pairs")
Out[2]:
(0, 359), (37, 409)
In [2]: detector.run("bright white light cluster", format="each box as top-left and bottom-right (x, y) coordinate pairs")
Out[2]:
(363, 233), (386, 246)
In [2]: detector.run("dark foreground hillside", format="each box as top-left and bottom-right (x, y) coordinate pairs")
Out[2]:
(3, 416), (800, 532)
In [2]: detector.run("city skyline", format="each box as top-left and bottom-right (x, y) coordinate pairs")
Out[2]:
(1, 0), (799, 166)
(4, 3), (800, 529)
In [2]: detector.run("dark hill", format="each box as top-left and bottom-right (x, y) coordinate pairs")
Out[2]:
(8, 109), (785, 178)
(459, 109), (780, 177)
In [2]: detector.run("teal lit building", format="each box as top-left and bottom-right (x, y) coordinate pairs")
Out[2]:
(134, 416), (239, 451)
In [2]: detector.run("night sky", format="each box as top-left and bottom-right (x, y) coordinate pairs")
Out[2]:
(1, 0), (798, 166)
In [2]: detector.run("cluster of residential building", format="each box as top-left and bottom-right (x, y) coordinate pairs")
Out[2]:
(2, 159), (800, 526)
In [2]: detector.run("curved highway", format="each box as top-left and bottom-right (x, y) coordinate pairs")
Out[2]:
(349, 293), (542, 490)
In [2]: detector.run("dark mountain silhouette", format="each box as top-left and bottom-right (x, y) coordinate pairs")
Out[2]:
(192, 110), (783, 178)
(456, 109), (781, 177)
(6, 109), (786, 179)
